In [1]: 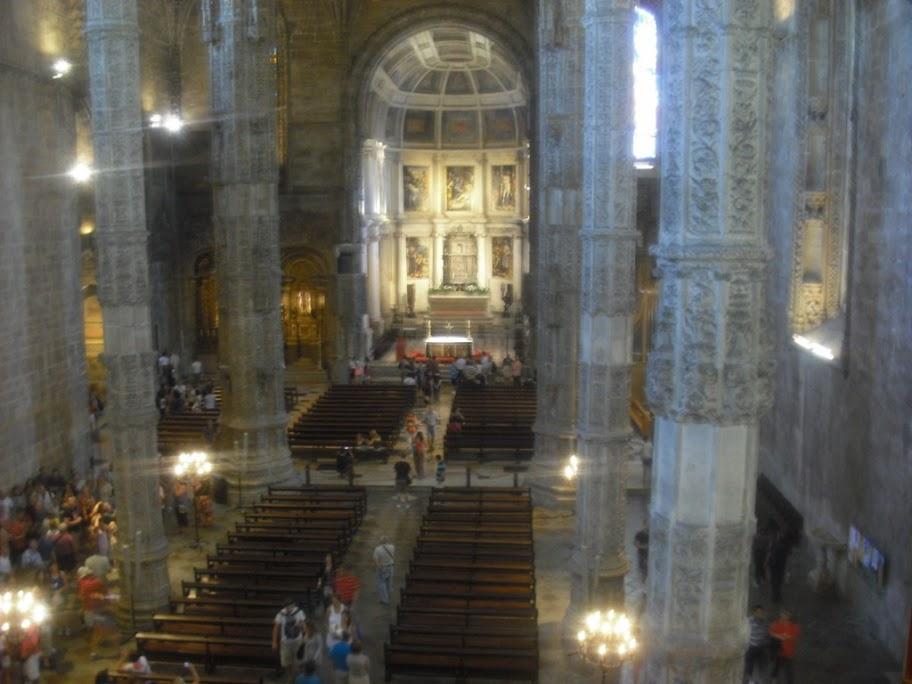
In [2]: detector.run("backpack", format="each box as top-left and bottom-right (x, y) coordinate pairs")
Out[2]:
(283, 608), (302, 640)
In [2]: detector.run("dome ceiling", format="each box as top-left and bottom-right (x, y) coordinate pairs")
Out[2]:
(371, 28), (527, 109)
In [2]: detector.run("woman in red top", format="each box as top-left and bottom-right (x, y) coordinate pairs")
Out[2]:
(769, 609), (800, 684)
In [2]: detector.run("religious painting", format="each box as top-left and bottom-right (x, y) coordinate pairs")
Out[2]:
(492, 237), (513, 278)
(403, 109), (436, 145)
(484, 108), (517, 146)
(403, 166), (430, 212)
(446, 166), (475, 211)
(491, 165), (517, 212)
(442, 110), (480, 147)
(406, 238), (429, 279)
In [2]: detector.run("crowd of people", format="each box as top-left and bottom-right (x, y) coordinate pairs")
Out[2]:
(271, 549), (392, 684)
(397, 352), (527, 398)
(0, 467), (119, 682)
(154, 351), (215, 419)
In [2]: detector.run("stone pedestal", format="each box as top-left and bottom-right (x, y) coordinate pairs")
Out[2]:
(643, 2), (774, 681)
(203, 0), (295, 494)
(85, 0), (171, 627)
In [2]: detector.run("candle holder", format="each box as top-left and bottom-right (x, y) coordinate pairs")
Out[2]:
(575, 609), (638, 681)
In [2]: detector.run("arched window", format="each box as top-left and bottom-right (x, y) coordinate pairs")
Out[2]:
(633, 7), (658, 163)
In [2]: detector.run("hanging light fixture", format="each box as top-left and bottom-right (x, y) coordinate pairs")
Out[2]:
(563, 454), (580, 481)
(576, 608), (639, 678)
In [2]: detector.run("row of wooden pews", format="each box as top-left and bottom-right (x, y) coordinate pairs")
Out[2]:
(133, 485), (367, 680)
(385, 487), (539, 683)
(157, 388), (299, 455)
(288, 384), (416, 461)
(444, 385), (537, 461)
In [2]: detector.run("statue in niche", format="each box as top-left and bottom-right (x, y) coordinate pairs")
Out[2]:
(491, 237), (513, 278)
(492, 165), (517, 211)
(443, 233), (477, 286)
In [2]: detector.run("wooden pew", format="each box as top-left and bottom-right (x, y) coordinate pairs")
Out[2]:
(135, 632), (274, 673)
(384, 643), (538, 683)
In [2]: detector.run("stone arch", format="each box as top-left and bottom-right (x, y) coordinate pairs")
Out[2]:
(281, 247), (332, 365)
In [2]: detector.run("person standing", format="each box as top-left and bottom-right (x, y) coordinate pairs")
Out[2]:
(413, 432), (427, 479)
(435, 454), (446, 484)
(424, 407), (439, 446)
(752, 520), (773, 588)
(511, 357), (523, 387)
(329, 632), (352, 684)
(768, 527), (793, 604)
(394, 455), (412, 509)
(373, 536), (395, 605)
(634, 528), (650, 582)
(190, 358), (203, 384)
(346, 641), (370, 684)
(769, 609), (800, 684)
(334, 565), (360, 608)
(744, 605), (768, 684)
(169, 350), (181, 378)
(273, 598), (306, 683)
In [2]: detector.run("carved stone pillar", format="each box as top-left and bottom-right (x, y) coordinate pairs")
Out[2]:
(367, 229), (381, 323)
(644, 2), (774, 681)
(533, 0), (584, 464)
(475, 231), (488, 289)
(570, 0), (637, 613)
(85, 0), (170, 626)
(203, 0), (295, 493)
(433, 226), (446, 288)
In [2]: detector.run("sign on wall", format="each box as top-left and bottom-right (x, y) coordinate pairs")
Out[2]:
(848, 526), (887, 588)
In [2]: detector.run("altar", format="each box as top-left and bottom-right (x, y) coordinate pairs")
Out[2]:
(425, 335), (474, 359)
(428, 293), (489, 318)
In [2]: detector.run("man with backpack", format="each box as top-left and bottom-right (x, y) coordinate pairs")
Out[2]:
(273, 598), (306, 682)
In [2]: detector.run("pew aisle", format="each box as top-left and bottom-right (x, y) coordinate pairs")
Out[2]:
(131, 485), (368, 682)
(385, 486), (539, 682)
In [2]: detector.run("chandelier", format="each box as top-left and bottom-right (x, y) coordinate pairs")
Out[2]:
(576, 609), (638, 673)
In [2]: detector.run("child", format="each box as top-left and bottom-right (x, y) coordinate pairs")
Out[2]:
(435, 454), (446, 484)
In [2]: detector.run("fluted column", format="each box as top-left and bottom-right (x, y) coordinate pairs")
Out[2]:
(570, 0), (637, 613)
(85, 0), (170, 626)
(644, 2), (774, 681)
(534, 0), (584, 463)
(203, 0), (294, 492)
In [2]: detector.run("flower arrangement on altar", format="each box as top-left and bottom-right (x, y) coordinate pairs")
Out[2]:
(429, 283), (489, 295)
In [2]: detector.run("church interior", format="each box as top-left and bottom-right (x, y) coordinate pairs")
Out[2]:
(1, 0), (910, 682)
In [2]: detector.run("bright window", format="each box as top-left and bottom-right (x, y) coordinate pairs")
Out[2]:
(633, 7), (658, 162)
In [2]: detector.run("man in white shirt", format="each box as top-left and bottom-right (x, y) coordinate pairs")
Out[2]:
(170, 352), (181, 375)
(191, 359), (202, 383)
(203, 391), (217, 410)
(272, 598), (305, 681)
(373, 537), (395, 605)
(424, 407), (439, 445)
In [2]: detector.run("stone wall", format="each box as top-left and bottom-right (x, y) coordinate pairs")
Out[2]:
(760, 0), (912, 661)
(0, 1), (92, 481)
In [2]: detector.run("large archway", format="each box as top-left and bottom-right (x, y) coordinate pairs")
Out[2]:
(356, 17), (532, 348)
(281, 249), (331, 367)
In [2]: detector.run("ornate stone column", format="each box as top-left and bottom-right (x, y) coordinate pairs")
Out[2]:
(475, 231), (488, 289)
(570, 0), (637, 613)
(533, 0), (584, 463)
(433, 227), (446, 288)
(203, 0), (295, 492)
(85, 0), (170, 625)
(644, 2), (774, 681)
